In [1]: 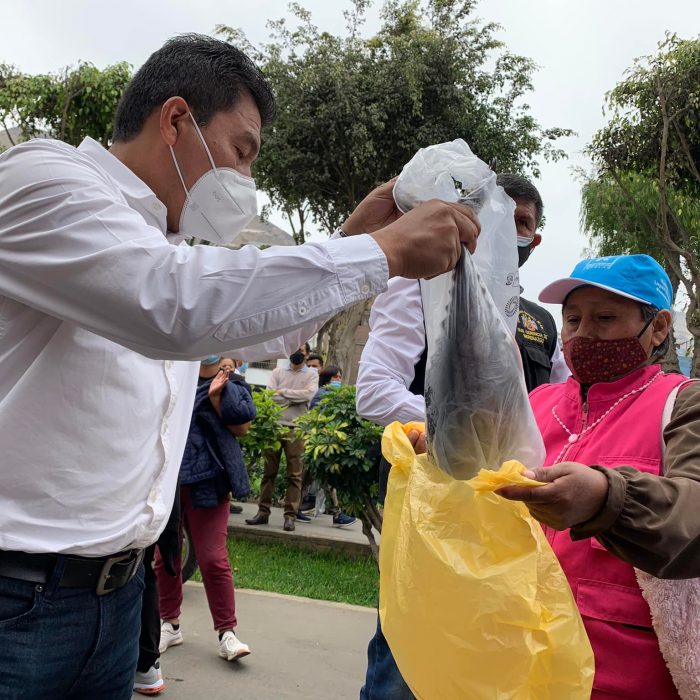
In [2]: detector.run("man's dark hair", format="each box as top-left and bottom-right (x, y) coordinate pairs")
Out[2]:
(496, 173), (544, 227)
(113, 34), (275, 142)
(306, 353), (324, 365)
(641, 304), (671, 359)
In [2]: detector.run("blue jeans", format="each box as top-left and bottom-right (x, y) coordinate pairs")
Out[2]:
(0, 557), (144, 699)
(360, 615), (415, 700)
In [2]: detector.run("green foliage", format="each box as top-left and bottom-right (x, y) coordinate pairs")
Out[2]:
(581, 34), (700, 374)
(589, 34), (700, 192)
(239, 389), (287, 470)
(217, 0), (573, 236)
(580, 169), (700, 262)
(0, 61), (132, 148)
(295, 386), (382, 515)
(195, 538), (379, 607)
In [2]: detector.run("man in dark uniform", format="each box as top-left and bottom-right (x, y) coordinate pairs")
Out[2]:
(355, 174), (568, 700)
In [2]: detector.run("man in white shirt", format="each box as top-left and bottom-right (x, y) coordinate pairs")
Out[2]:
(356, 174), (568, 700)
(0, 34), (480, 699)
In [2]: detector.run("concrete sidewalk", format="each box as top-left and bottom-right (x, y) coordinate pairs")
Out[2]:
(228, 502), (379, 559)
(142, 582), (376, 700)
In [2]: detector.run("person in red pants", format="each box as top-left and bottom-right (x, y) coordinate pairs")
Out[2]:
(156, 361), (254, 662)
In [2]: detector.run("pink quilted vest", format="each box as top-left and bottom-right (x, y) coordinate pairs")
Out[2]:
(530, 364), (687, 700)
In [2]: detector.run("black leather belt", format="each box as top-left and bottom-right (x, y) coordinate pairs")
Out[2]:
(0, 548), (144, 596)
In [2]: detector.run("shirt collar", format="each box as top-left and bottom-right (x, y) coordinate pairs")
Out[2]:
(77, 137), (170, 236)
(286, 366), (308, 372)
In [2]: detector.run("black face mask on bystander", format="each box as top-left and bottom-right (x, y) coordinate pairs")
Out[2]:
(289, 352), (305, 366)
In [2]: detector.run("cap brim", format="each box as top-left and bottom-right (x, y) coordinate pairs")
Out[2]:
(538, 277), (649, 306)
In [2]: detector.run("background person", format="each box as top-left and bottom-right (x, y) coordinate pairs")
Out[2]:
(245, 350), (319, 531)
(157, 364), (255, 662)
(306, 353), (324, 371)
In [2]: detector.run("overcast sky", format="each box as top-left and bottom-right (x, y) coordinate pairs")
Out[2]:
(3, 0), (698, 318)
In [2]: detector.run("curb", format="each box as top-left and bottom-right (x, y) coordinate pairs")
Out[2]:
(227, 521), (372, 560)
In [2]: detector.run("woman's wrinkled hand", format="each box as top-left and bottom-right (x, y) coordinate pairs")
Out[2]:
(497, 462), (610, 530)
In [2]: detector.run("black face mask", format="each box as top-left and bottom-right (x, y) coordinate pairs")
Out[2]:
(289, 352), (305, 366)
(518, 244), (532, 268)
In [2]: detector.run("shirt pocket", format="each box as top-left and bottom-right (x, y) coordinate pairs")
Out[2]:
(521, 342), (551, 369)
(576, 577), (652, 628)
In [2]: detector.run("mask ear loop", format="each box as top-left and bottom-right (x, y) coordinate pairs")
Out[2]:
(169, 144), (189, 196)
(636, 314), (656, 339)
(169, 112), (218, 197)
(188, 113), (219, 175)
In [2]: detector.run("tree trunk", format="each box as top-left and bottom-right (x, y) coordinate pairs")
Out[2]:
(692, 337), (700, 379)
(362, 495), (383, 534)
(359, 511), (380, 565)
(660, 325), (681, 374)
(318, 299), (372, 380)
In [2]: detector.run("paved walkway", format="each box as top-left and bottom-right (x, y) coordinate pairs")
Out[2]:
(228, 502), (379, 559)
(141, 583), (376, 700)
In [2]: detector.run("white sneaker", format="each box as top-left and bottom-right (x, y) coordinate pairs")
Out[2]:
(159, 621), (183, 654)
(133, 660), (165, 695)
(218, 630), (251, 661)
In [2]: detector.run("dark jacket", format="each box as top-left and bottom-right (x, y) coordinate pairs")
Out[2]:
(515, 297), (558, 392)
(180, 377), (255, 508)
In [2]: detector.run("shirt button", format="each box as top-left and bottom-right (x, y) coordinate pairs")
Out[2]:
(299, 306), (307, 315)
(151, 202), (161, 212)
(361, 284), (370, 294)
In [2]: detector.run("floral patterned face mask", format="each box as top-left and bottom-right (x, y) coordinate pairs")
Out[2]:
(563, 318), (654, 385)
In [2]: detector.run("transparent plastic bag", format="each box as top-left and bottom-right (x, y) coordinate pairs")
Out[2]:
(394, 138), (520, 336)
(393, 139), (544, 478)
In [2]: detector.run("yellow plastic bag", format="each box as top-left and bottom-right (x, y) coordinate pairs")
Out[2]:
(379, 422), (594, 700)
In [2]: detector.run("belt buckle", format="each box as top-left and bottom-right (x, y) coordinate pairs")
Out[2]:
(96, 549), (143, 596)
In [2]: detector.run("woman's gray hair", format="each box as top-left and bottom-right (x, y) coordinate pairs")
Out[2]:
(641, 304), (670, 359)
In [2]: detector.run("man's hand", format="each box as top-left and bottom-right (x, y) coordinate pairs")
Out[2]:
(370, 199), (480, 279)
(342, 179), (400, 235)
(407, 429), (427, 455)
(497, 462), (610, 530)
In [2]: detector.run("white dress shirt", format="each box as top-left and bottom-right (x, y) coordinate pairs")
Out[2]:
(356, 277), (569, 425)
(0, 137), (388, 555)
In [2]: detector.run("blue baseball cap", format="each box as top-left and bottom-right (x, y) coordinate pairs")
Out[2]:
(539, 254), (673, 311)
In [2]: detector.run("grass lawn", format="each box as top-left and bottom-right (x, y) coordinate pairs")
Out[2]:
(193, 538), (379, 608)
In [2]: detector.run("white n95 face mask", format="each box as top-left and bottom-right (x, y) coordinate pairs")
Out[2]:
(170, 113), (258, 245)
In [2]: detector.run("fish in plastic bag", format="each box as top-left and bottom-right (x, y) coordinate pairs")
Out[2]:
(393, 138), (544, 478)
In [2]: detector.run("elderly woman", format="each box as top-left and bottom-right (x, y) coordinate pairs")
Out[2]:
(500, 254), (700, 699)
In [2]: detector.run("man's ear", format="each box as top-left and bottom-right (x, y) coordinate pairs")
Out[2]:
(159, 96), (191, 147)
(530, 233), (542, 249)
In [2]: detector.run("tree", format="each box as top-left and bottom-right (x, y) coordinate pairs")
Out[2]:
(581, 35), (700, 374)
(217, 0), (573, 372)
(0, 61), (132, 149)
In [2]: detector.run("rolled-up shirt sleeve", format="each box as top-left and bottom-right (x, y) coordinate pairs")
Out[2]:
(0, 142), (388, 360)
(571, 382), (700, 579)
(356, 276), (427, 425)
